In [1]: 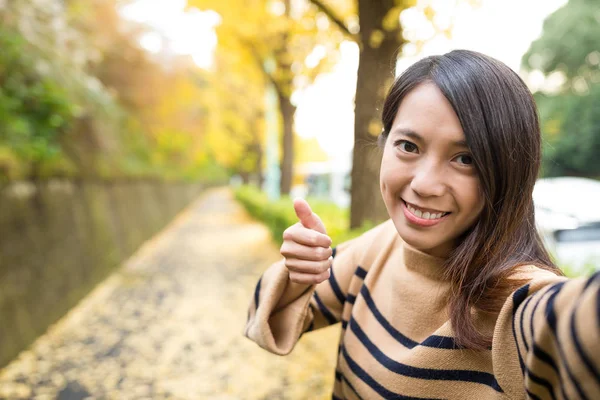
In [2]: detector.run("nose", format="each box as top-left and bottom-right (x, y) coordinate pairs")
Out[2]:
(410, 160), (446, 198)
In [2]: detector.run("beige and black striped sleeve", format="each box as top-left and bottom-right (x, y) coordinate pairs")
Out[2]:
(244, 236), (361, 355)
(493, 271), (600, 399)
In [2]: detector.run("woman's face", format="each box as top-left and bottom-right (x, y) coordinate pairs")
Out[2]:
(380, 82), (485, 258)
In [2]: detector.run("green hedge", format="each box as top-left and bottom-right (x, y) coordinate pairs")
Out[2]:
(234, 185), (373, 247)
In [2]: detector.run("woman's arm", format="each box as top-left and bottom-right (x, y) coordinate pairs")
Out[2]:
(244, 237), (360, 355)
(493, 270), (600, 399)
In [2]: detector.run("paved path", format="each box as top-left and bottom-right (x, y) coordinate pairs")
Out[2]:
(0, 188), (339, 400)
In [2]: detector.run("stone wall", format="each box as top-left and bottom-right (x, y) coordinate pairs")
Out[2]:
(0, 180), (205, 367)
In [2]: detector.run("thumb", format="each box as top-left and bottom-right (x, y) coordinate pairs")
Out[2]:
(293, 198), (327, 235)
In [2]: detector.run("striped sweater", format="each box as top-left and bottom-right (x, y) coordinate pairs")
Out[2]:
(244, 220), (600, 399)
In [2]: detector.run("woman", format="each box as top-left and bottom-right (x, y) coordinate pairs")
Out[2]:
(244, 50), (600, 399)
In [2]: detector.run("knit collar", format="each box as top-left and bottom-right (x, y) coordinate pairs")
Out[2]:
(401, 240), (448, 281)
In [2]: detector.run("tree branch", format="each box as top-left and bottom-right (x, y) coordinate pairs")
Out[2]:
(238, 37), (285, 98)
(307, 0), (358, 42)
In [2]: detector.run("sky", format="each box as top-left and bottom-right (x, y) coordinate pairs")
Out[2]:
(121, 0), (220, 69)
(122, 0), (568, 160)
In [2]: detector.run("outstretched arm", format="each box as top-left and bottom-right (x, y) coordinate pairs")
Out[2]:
(494, 271), (600, 399)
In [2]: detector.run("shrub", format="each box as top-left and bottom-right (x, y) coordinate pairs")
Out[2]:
(0, 28), (75, 177)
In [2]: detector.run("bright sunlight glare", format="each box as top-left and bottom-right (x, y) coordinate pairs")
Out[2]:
(121, 0), (221, 70)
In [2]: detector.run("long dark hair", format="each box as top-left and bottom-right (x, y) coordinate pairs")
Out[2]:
(380, 50), (563, 350)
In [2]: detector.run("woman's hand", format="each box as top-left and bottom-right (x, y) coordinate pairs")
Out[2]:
(280, 198), (333, 284)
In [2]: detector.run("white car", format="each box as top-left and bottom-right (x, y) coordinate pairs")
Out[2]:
(534, 177), (600, 274)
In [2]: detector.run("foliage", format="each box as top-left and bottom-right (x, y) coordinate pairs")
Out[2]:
(522, 0), (600, 92)
(66, 0), (215, 181)
(523, 0), (600, 177)
(188, 0), (345, 194)
(0, 146), (23, 182)
(189, 0), (341, 97)
(0, 0), (228, 183)
(295, 136), (330, 164)
(200, 49), (266, 179)
(234, 184), (374, 246)
(536, 86), (600, 177)
(0, 28), (75, 176)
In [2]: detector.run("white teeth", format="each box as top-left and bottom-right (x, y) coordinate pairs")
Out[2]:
(406, 203), (446, 220)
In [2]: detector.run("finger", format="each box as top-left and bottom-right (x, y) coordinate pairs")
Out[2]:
(293, 198), (327, 234)
(288, 269), (331, 285)
(283, 223), (332, 247)
(285, 256), (333, 274)
(280, 241), (332, 261)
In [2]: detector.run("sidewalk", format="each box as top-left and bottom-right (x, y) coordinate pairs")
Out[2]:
(0, 188), (339, 400)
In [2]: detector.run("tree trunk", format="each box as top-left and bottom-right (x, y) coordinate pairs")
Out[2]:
(350, 0), (403, 228)
(254, 142), (264, 188)
(240, 172), (250, 184)
(249, 128), (264, 188)
(278, 92), (296, 195)
(275, 0), (295, 196)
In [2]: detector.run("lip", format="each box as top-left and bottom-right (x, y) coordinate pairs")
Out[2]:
(401, 200), (450, 227)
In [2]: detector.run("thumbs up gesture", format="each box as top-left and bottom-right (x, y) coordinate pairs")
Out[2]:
(280, 198), (333, 284)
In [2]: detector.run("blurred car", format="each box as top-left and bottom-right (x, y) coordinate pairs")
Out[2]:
(534, 177), (600, 273)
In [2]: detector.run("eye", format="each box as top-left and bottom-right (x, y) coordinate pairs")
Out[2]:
(454, 154), (474, 166)
(394, 140), (419, 154)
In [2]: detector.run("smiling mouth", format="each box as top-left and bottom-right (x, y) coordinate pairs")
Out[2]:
(402, 200), (451, 220)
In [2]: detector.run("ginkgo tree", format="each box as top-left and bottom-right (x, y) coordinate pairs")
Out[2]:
(188, 0), (343, 195)
(200, 38), (268, 185)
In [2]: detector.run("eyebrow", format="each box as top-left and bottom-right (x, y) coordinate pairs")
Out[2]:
(390, 128), (468, 148)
